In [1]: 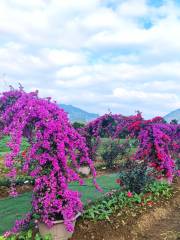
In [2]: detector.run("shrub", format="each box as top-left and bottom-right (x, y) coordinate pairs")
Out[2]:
(101, 140), (121, 168)
(175, 158), (180, 170)
(101, 139), (133, 169)
(119, 160), (153, 194)
(72, 121), (85, 129)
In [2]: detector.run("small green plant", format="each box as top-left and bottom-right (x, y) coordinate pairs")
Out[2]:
(145, 181), (172, 199)
(1, 230), (52, 240)
(83, 180), (172, 221)
(0, 236), (6, 240)
(83, 190), (137, 221)
(83, 192), (120, 221)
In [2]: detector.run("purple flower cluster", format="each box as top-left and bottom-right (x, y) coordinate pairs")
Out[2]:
(0, 88), (98, 233)
(82, 113), (179, 181)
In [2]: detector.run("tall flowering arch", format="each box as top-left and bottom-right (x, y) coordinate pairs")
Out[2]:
(0, 88), (98, 233)
(82, 113), (180, 181)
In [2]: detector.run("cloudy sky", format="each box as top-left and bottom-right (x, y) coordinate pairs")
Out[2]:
(0, 0), (180, 118)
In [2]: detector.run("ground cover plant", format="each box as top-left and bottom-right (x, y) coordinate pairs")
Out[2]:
(83, 181), (173, 221)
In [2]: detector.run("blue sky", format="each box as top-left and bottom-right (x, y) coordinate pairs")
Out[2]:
(0, 0), (180, 118)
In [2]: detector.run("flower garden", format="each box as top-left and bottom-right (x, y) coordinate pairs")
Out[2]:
(0, 88), (179, 240)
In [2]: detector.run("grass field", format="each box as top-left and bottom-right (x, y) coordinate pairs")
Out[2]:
(0, 136), (29, 157)
(0, 173), (118, 234)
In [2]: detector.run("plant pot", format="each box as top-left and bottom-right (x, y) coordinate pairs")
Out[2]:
(38, 214), (80, 240)
(78, 166), (90, 176)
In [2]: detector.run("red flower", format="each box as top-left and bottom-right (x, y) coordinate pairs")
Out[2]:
(149, 162), (157, 168)
(116, 178), (121, 184)
(147, 201), (154, 207)
(21, 150), (27, 158)
(156, 175), (162, 179)
(127, 191), (133, 198)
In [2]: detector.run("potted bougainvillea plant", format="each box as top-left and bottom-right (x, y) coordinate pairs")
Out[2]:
(0, 87), (99, 240)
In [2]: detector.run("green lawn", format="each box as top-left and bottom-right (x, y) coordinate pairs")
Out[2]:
(0, 173), (118, 234)
(0, 136), (29, 157)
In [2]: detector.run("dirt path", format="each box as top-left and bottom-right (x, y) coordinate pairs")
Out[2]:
(135, 185), (180, 240)
(140, 206), (180, 240)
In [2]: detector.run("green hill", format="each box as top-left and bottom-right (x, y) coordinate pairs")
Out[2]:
(164, 109), (180, 123)
(59, 104), (99, 122)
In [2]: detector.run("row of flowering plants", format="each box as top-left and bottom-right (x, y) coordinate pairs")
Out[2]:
(0, 87), (99, 237)
(81, 112), (180, 182)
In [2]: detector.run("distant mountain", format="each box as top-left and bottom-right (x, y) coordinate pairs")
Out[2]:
(164, 109), (180, 123)
(59, 104), (99, 122)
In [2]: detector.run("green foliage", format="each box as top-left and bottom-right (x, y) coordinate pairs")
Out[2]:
(83, 181), (172, 221)
(83, 190), (143, 221)
(0, 176), (34, 187)
(145, 181), (172, 199)
(119, 161), (153, 194)
(72, 122), (85, 129)
(1, 230), (52, 240)
(175, 157), (180, 170)
(101, 140), (120, 168)
(83, 191), (123, 221)
(170, 119), (178, 124)
(0, 236), (6, 240)
(0, 136), (29, 157)
(100, 138), (137, 169)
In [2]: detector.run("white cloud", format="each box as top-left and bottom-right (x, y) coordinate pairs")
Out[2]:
(0, 0), (179, 118)
(117, 0), (148, 17)
(113, 87), (179, 102)
(0, 42), (47, 75)
(41, 49), (87, 66)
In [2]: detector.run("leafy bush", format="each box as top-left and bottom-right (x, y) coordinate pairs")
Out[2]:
(72, 121), (85, 129)
(119, 160), (153, 194)
(101, 139), (132, 169)
(175, 158), (180, 170)
(101, 140), (120, 168)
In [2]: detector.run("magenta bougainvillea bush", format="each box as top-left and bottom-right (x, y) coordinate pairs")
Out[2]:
(0, 88), (99, 234)
(82, 113), (180, 182)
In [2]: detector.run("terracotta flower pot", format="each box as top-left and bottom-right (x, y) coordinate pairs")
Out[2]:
(38, 214), (80, 240)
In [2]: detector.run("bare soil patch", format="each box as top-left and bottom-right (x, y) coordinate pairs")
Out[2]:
(0, 185), (33, 199)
